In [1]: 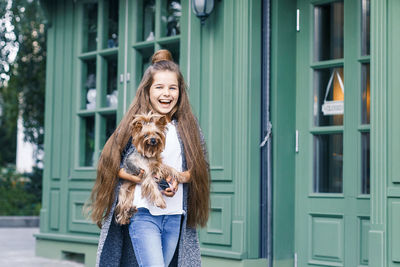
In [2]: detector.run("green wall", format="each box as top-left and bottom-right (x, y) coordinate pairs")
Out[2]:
(36, 0), (264, 266)
(189, 0), (262, 259)
(372, 0), (400, 266)
(270, 0), (296, 263)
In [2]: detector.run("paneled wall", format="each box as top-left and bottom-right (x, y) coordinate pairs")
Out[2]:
(38, 0), (100, 242)
(37, 0), (262, 266)
(388, 0), (400, 266)
(187, 0), (262, 259)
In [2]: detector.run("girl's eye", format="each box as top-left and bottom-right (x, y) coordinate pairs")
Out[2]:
(170, 87), (177, 90)
(156, 86), (162, 89)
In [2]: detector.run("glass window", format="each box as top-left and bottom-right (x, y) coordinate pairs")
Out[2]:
(142, 0), (156, 41)
(100, 114), (116, 147)
(161, 0), (181, 37)
(83, 3), (98, 52)
(132, 0), (181, 86)
(361, 0), (370, 56)
(314, 1), (344, 61)
(160, 42), (180, 64)
(360, 0), (370, 194)
(77, 0), (119, 167)
(313, 67), (344, 126)
(105, 0), (119, 48)
(361, 63), (370, 124)
(361, 132), (370, 194)
(83, 59), (97, 110)
(80, 116), (95, 167)
(313, 134), (343, 193)
(103, 55), (118, 108)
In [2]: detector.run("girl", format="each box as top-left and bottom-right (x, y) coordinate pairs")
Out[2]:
(89, 49), (210, 267)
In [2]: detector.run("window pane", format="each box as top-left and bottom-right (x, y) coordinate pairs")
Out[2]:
(161, 0), (181, 37)
(80, 116), (95, 167)
(103, 56), (118, 108)
(106, 0), (119, 48)
(136, 46), (154, 78)
(313, 134), (343, 193)
(100, 114), (116, 148)
(314, 1), (344, 61)
(361, 63), (370, 124)
(143, 0), (156, 41)
(361, 132), (370, 194)
(83, 59), (97, 110)
(160, 41), (180, 64)
(361, 0), (370, 56)
(83, 3), (98, 52)
(314, 67), (344, 126)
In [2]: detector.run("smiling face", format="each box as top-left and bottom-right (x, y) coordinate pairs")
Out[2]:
(149, 71), (179, 115)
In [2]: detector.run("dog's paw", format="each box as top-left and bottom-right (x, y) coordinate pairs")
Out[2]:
(128, 207), (137, 217)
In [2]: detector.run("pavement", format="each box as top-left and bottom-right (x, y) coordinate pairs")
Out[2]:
(0, 228), (84, 267)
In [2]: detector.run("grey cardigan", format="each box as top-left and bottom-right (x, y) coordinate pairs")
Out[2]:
(96, 121), (206, 267)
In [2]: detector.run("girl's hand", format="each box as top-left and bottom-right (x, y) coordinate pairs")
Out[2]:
(178, 170), (191, 183)
(118, 168), (144, 183)
(162, 187), (175, 197)
(162, 175), (177, 197)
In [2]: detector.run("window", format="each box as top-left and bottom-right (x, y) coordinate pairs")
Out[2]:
(76, 0), (120, 167)
(131, 0), (181, 86)
(312, 1), (344, 193)
(360, 0), (370, 194)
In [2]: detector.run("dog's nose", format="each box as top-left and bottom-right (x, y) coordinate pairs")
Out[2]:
(150, 138), (157, 145)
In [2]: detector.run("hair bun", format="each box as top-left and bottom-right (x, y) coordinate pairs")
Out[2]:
(151, 49), (173, 64)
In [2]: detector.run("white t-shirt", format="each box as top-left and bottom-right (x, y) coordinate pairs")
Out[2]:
(132, 122), (184, 215)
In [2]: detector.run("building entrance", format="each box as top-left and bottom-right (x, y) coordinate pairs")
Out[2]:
(295, 0), (371, 266)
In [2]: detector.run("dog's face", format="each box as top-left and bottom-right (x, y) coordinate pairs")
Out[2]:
(130, 112), (168, 158)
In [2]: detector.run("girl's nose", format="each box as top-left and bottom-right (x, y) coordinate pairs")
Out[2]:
(162, 87), (170, 96)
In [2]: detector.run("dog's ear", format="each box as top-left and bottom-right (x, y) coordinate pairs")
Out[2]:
(156, 115), (167, 128)
(130, 116), (143, 134)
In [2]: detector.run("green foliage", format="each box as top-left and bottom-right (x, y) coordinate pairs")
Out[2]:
(0, 165), (41, 215)
(8, 0), (47, 154)
(0, 0), (18, 87)
(0, 85), (18, 165)
(0, 0), (47, 165)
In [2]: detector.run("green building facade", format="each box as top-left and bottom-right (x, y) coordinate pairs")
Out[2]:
(35, 0), (400, 266)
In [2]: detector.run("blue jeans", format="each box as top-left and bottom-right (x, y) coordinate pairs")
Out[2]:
(128, 208), (182, 267)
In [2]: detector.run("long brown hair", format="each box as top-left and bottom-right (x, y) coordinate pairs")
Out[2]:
(89, 50), (210, 228)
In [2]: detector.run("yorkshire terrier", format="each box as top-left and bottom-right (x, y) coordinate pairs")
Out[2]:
(115, 112), (187, 225)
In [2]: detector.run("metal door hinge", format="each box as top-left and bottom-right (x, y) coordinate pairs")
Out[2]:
(296, 9), (300, 32)
(260, 121), (272, 148)
(294, 252), (298, 267)
(120, 73), (131, 83)
(295, 130), (299, 152)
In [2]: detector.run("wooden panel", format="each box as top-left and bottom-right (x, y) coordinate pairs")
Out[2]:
(389, 0), (400, 185)
(68, 191), (99, 234)
(200, 194), (232, 246)
(50, 0), (67, 180)
(199, 0), (233, 182)
(391, 201), (400, 262)
(359, 217), (370, 266)
(369, 230), (385, 267)
(309, 214), (344, 265)
(388, 2), (400, 266)
(189, 0), (261, 259)
(50, 190), (60, 230)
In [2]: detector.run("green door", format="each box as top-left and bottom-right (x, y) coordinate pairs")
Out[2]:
(295, 0), (371, 266)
